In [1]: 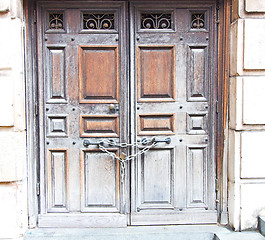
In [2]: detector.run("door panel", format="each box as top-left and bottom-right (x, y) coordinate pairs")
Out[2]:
(137, 148), (175, 209)
(187, 45), (209, 101)
(137, 46), (175, 102)
(80, 149), (120, 212)
(79, 45), (119, 103)
(130, 2), (217, 225)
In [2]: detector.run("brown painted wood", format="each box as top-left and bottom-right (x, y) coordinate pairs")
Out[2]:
(138, 113), (175, 135)
(137, 45), (175, 102)
(79, 45), (119, 103)
(80, 115), (119, 137)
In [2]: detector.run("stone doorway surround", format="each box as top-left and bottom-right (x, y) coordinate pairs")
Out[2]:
(1, 0), (265, 239)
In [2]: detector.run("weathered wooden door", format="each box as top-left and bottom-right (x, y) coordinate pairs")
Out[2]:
(130, 1), (217, 225)
(37, 2), (129, 227)
(37, 0), (217, 227)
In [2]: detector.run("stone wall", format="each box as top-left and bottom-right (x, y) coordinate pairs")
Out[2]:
(0, 0), (27, 239)
(228, 0), (265, 231)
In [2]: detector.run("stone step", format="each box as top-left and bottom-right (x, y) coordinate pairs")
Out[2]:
(25, 232), (217, 240)
(259, 216), (265, 236)
(25, 225), (265, 240)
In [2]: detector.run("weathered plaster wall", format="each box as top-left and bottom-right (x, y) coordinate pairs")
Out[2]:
(229, 0), (265, 231)
(0, 0), (27, 239)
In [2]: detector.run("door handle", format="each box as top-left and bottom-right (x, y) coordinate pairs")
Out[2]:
(138, 137), (171, 145)
(109, 104), (119, 113)
(152, 137), (171, 144)
(83, 139), (104, 147)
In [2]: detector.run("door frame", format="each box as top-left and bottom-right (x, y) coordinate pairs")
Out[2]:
(24, 0), (230, 228)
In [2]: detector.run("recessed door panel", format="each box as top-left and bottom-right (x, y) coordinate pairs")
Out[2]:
(187, 46), (208, 102)
(80, 150), (120, 212)
(47, 149), (69, 213)
(137, 148), (174, 210)
(46, 47), (67, 103)
(79, 46), (119, 103)
(137, 46), (175, 102)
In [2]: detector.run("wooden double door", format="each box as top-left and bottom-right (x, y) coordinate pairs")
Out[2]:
(37, 1), (217, 227)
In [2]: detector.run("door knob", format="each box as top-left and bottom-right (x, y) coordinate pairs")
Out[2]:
(109, 104), (119, 113)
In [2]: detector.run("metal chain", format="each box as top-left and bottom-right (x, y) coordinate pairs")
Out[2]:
(98, 139), (158, 183)
(123, 142), (157, 162)
(98, 141), (157, 163)
(102, 139), (153, 148)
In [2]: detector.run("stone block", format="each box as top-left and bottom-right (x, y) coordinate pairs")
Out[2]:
(10, 0), (22, 19)
(230, 20), (244, 76)
(241, 132), (265, 178)
(243, 77), (265, 124)
(0, 0), (10, 13)
(244, 19), (265, 70)
(229, 77), (265, 130)
(228, 129), (241, 182)
(229, 77), (242, 130)
(0, 131), (26, 182)
(241, 184), (265, 230)
(0, 18), (12, 69)
(246, 0), (265, 12)
(228, 181), (241, 231)
(0, 68), (14, 126)
(0, 181), (27, 239)
(9, 18), (25, 131)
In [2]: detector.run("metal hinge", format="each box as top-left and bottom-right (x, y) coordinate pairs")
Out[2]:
(33, 10), (37, 24)
(36, 183), (40, 196)
(215, 179), (219, 192)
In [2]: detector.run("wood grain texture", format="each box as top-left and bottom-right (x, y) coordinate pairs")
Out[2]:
(137, 148), (174, 210)
(187, 113), (208, 135)
(138, 113), (175, 135)
(38, 213), (127, 228)
(80, 149), (120, 213)
(187, 46), (208, 102)
(137, 45), (175, 102)
(35, 1), (219, 227)
(47, 47), (67, 103)
(80, 115), (119, 137)
(79, 46), (119, 103)
(131, 1), (217, 225)
(216, 0), (231, 223)
(37, 2), (127, 227)
(187, 146), (207, 208)
(47, 115), (68, 137)
(47, 149), (69, 213)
